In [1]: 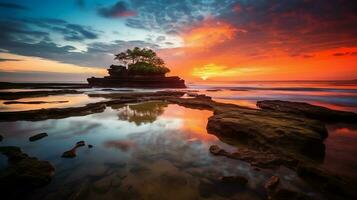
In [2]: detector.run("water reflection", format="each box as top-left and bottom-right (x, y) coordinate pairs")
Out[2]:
(0, 102), (327, 199)
(188, 81), (357, 112)
(113, 101), (168, 125)
(0, 94), (106, 111)
(323, 124), (357, 179)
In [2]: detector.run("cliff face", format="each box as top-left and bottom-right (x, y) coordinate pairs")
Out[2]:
(87, 65), (186, 88)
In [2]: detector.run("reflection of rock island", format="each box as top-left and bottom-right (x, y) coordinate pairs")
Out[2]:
(88, 65), (186, 88)
(87, 47), (186, 88)
(114, 101), (168, 125)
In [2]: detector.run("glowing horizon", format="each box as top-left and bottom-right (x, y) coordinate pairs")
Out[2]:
(0, 0), (356, 82)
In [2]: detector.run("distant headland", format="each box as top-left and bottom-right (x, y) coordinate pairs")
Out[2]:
(87, 47), (186, 88)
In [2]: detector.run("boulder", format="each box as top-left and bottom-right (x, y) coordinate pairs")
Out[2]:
(29, 132), (48, 141)
(257, 100), (357, 123)
(0, 146), (54, 197)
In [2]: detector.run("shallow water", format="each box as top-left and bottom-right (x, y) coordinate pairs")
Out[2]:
(0, 81), (356, 199)
(0, 101), (320, 200)
(189, 81), (357, 112)
(323, 124), (357, 178)
(0, 94), (106, 111)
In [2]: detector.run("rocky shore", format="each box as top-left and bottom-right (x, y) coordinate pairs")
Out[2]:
(0, 90), (356, 199)
(0, 90), (83, 100)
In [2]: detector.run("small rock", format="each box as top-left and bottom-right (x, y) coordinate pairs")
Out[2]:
(220, 176), (248, 186)
(265, 176), (280, 191)
(62, 141), (87, 158)
(209, 145), (227, 155)
(29, 132), (48, 141)
(62, 149), (76, 158)
(76, 140), (85, 147)
(88, 144), (93, 148)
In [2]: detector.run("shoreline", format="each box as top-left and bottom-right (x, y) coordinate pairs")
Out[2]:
(0, 90), (356, 199)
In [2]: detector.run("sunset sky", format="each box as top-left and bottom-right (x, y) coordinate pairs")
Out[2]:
(0, 0), (356, 82)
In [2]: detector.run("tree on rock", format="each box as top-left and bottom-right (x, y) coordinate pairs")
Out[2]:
(114, 47), (170, 75)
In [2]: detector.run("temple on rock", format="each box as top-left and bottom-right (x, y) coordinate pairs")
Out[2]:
(87, 65), (186, 88)
(87, 47), (186, 88)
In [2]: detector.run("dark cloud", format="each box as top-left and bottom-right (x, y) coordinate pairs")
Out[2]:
(333, 52), (357, 57)
(124, 0), (357, 57)
(19, 18), (100, 41)
(0, 17), (161, 67)
(214, 0), (357, 56)
(0, 2), (28, 10)
(333, 52), (349, 57)
(57, 24), (99, 41)
(98, 1), (136, 18)
(0, 58), (22, 62)
(125, 0), (233, 33)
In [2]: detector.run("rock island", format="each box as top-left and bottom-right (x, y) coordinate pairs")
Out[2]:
(87, 47), (186, 88)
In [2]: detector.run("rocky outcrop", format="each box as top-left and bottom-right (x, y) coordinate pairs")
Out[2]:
(0, 91), (185, 122)
(207, 107), (327, 159)
(88, 90), (185, 99)
(0, 90), (82, 100)
(0, 99), (141, 121)
(87, 65), (186, 88)
(257, 100), (357, 123)
(0, 146), (54, 198)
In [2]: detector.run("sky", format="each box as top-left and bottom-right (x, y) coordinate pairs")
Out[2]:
(0, 0), (356, 82)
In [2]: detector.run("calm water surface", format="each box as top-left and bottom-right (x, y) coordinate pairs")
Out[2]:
(0, 101), (318, 199)
(0, 81), (356, 199)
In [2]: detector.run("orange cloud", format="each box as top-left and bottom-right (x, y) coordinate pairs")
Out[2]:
(181, 19), (243, 48)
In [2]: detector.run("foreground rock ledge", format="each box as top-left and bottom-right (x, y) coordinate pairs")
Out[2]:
(0, 146), (55, 197)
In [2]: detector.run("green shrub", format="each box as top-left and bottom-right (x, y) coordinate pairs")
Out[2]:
(128, 62), (170, 75)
